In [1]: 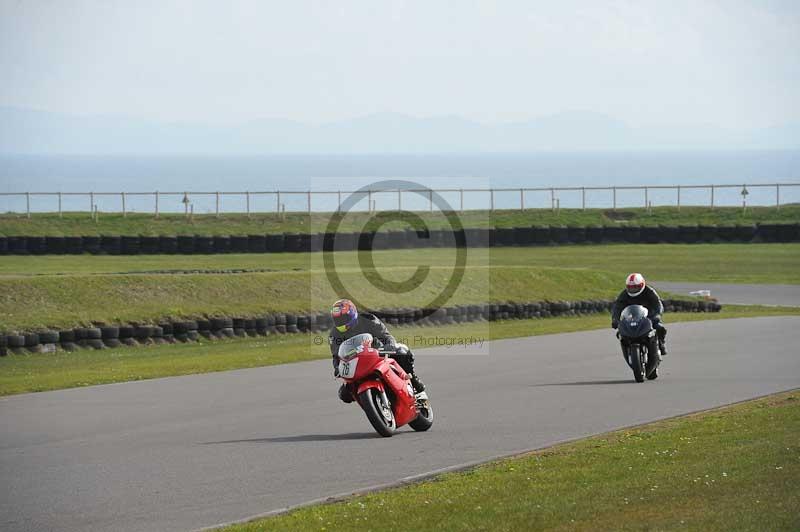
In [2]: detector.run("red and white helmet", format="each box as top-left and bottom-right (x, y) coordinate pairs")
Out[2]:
(626, 273), (646, 297)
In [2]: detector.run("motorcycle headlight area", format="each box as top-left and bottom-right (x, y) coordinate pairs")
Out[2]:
(338, 345), (364, 361)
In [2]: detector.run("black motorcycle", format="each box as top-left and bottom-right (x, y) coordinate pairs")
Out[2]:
(616, 305), (661, 382)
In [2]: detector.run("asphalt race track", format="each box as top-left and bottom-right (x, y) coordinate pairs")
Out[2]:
(2, 317), (800, 532)
(655, 281), (800, 307)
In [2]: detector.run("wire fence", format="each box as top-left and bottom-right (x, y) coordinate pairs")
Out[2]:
(1, 183), (798, 217)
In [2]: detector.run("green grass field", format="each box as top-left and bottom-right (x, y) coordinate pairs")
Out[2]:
(1, 244), (798, 331)
(1, 205), (797, 236)
(224, 391), (800, 532)
(2, 306), (797, 396)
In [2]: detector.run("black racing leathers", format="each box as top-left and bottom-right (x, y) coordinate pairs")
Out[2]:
(611, 285), (667, 342)
(329, 312), (400, 369)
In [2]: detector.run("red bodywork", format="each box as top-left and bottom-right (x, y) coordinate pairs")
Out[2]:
(340, 340), (418, 428)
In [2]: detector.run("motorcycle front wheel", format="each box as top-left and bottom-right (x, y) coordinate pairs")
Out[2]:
(628, 345), (645, 383)
(359, 388), (396, 437)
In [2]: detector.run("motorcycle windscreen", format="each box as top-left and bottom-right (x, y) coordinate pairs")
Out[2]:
(620, 305), (648, 321)
(619, 305), (652, 337)
(337, 333), (373, 361)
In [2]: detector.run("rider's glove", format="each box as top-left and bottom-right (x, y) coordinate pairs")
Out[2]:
(611, 320), (618, 329)
(333, 366), (340, 378)
(651, 315), (662, 325)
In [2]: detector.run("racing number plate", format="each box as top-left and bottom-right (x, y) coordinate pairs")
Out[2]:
(339, 358), (359, 379)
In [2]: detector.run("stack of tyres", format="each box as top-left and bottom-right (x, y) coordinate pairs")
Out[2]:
(100, 236), (121, 255)
(736, 225), (756, 242)
(567, 226), (587, 244)
(138, 236), (159, 254)
(513, 227), (534, 247)
(678, 225), (699, 243)
(177, 235), (195, 254)
(551, 226), (569, 245)
(621, 225), (641, 244)
(120, 236), (140, 255)
(698, 225), (718, 242)
(159, 236), (178, 254)
(63, 236), (83, 254)
(213, 235), (231, 254)
(247, 234), (267, 253)
(604, 226), (624, 243)
(0, 236), (7, 255)
(660, 225), (681, 243)
(227, 235), (247, 253)
(266, 233), (284, 253)
(586, 226), (603, 244)
(194, 236), (214, 254)
(7, 237), (28, 254)
(101, 326), (121, 348)
(27, 236), (47, 255)
(45, 236), (66, 254)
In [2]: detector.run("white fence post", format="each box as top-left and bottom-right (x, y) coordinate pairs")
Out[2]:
(155, 191), (159, 218)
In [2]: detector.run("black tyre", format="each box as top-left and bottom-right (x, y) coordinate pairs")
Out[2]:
(38, 330), (60, 344)
(358, 388), (396, 437)
(647, 367), (659, 380)
(628, 345), (645, 383)
(408, 395), (434, 432)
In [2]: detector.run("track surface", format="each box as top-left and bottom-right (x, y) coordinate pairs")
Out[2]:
(2, 317), (800, 532)
(656, 281), (800, 307)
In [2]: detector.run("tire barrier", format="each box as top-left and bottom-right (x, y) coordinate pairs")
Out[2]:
(247, 234), (267, 253)
(45, 236), (66, 254)
(177, 235), (195, 254)
(120, 236), (140, 255)
(230, 235), (249, 253)
(604, 226), (624, 243)
(551, 226), (569, 245)
(159, 236), (178, 254)
(622, 225), (641, 244)
(100, 235), (121, 255)
(3, 222), (797, 256)
(7, 236), (27, 254)
(213, 235), (231, 254)
(27, 236), (47, 255)
(0, 297), (721, 354)
(678, 225), (699, 244)
(567, 226), (587, 244)
(194, 236), (214, 254)
(140, 236), (160, 254)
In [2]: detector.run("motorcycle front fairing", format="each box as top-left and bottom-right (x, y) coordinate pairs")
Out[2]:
(338, 332), (417, 427)
(618, 305), (654, 342)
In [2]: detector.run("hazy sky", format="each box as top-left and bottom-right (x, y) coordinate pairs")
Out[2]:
(1, 0), (798, 129)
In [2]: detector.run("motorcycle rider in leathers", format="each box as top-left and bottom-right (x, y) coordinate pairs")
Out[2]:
(611, 273), (668, 356)
(329, 298), (425, 403)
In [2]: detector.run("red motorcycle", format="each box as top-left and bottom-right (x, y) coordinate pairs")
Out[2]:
(336, 333), (433, 437)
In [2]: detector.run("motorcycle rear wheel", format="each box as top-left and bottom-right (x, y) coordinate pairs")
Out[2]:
(359, 388), (396, 437)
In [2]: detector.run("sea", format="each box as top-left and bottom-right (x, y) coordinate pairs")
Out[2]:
(1, 151), (799, 214)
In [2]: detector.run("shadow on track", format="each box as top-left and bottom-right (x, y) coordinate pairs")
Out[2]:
(531, 379), (631, 387)
(201, 432), (378, 444)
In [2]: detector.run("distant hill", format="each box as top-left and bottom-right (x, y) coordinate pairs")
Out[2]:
(1, 106), (798, 154)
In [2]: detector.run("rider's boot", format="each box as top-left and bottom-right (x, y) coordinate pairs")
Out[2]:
(338, 383), (354, 403)
(410, 374), (426, 393)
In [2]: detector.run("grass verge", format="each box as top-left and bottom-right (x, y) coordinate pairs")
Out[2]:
(224, 391), (800, 532)
(1, 244), (798, 330)
(1, 205), (798, 236)
(1, 305), (797, 396)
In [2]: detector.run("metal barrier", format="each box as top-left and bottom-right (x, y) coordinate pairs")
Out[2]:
(1, 183), (798, 217)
